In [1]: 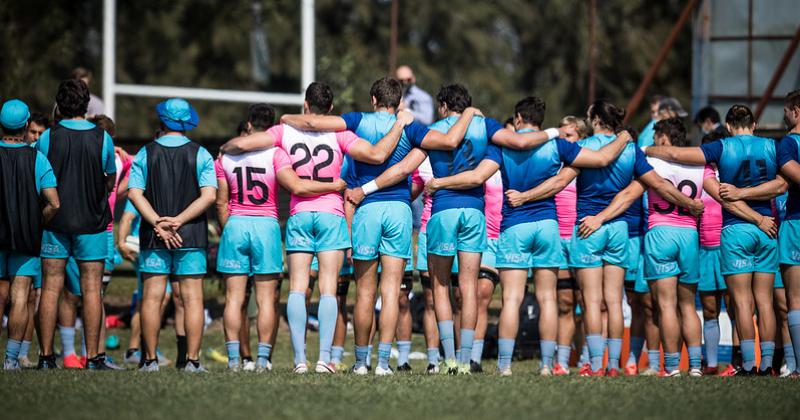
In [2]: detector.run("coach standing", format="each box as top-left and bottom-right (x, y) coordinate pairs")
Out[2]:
(396, 65), (434, 125)
(36, 80), (117, 369)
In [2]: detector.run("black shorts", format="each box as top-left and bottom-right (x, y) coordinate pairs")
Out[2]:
(557, 278), (578, 290)
(400, 272), (413, 292)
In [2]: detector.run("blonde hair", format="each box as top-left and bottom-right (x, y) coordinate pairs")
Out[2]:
(560, 116), (591, 139)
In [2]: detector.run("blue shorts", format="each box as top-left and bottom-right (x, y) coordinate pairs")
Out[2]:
(559, 237), (572, 271)
(353, 201), (412, 260)
(0, 251), (41, 279)
(105, 230), (116, 272)
(481, 238), (499, 268)
(218, 216), (284, 275)
(416, 232), (458, 273)
(625, 235), (648, 293)
(720, 224), (778, 275)
(427, 208), (487, 256)
(696, 246), (726, 292)
(139, 248), (207, 276)
(497, 220), (563, 269)
(65, 257), (81, 296)
(779, 219), (800, 266)
(286, 212), (350, 253)
(41, 230), (108, 261)
(643, 226), (699, 284)
(311, 254), (354, 277)
(569, 220), (628, 268)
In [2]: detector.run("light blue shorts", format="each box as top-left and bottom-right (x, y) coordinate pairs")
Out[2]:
(352, 201), (412, 260)
(779, 219), (800, 266)
(416, 232), (458, 273)
(139, 248), (207, 276)
(497, 220), (562, 269)
(643, 226), (699, 283)
(481, 238), (499, 268)
(427, 208), (487, 256)
(559, 237), (572, 271)
(720, 223), (778, 275)
(311, 253), (354, 277)
(104, 230), (117, 272)
(218, 216), (283, 275)
(625, 235), (648, 293)
(569, 220), (629, 268)
(286, 212), (350, 253)
(0, 251), (41, 279)
(697, 246), (726, 292)
(41, 230), (108, 261)
(65, 257), (81, 296)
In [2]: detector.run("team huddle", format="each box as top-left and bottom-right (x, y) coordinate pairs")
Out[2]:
(2, 75), (800, 378)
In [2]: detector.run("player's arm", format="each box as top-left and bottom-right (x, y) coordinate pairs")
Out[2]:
(638, 170), (704, 217)
(505, 166), (580, 208)
(644, 145), (707, 165)
(577, 181), (645, 238)
(570, 131), (632, 168)
(418, 108), (480, 151)
(346, 111), (414, 164)
(280, 114), (348, 132)
(105, 174), (116, 194)
(219, 130), (277, 155)
(41, 187), (60, 224)
(411, 177), (424, 201)
(425, 159), (500, 196)
(117, 210), (137, 262)
(346, 148), (428, 207)
(276, 167), (347, 197)
(719, 174), (789, 202)
(128, 188), (180, 249)
(116, 175), (129, 207)
(704, 176), (777, 237)
(490, 125), (568, 151)
(780, 160), (800, 185)
(216, 177), (231, 230)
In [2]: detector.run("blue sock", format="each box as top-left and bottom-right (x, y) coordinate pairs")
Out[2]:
(438, 321), (456, 362)
(317, 294), (337, 363)
(607, 338), (623, 370)
(225, 340), (240, 367)
(741, 339), (756, 371)
(5, 339), (22, 362)
(627, 336), (644, 367)
(354, 345), (369, 369)
(557, 345), (571, 367)
(788, 311), (800, 372)
(257, 343), (272, 367)
(397, 341), (412, 366)
(688, 345), (702, 369)
(783, 343), (796, 373)
(664, 352), (680, 372)
(19, 340), (31, 358)
(377, 342), (392, 370)
(331, 346), (344, 364)
(81, 332), (87, 357)
(580, 344), (590, 365)
(540, 340), (556, 369)
(497, 338), (515, 370)
(471, 339), (484, 364)
(59, 325), (76, 356)
(648, 349), (661, 371)
(366, 345), (373, 367)
(286, 291), (307, 365)
(586, 334), (605, 372)
(703, 319), (720, 368)
(459, 329), (475, 364)
(427, 348), (440, 365)
(456, 349), (461, 361)
(759, 341), (775, 371)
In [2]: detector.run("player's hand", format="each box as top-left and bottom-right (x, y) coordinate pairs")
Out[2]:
(688, 199), (705, 217)
(424, 179), (440, 197)
(616, 130), (632, 143)
(346, 187), (365, 206)
(578, 215), (603, 238)
(155, 221), (183, 249)
(396, 110), (415, 126)
(505, 189), (528, 207)
(114, 146), (131, 162)
(332, 179), (348, 192)
(157, 216), (183, 230)
(757, 216), (778, 238)
(557, 126), (570, 139)
(719, 183), (742, 201)
(465, 107), (483, 117)
(118, 242), (138, 262)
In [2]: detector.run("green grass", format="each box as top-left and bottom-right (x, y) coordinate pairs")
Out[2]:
(2, 276), (800, 420)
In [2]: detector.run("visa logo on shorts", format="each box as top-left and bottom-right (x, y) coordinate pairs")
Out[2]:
(220, 259), (241, 269)
(654, 262), (677, 274)
(356, 245), (376, 255)
(435, 243), (456, 253)
(288, 237), (312, 247)
(790, 251), (800, 262)
(144, 257), (162, 268)
(580, 254), (600, 263)
(41, 244), (61, 254)
(730, 259), (752, 270)
(504, 254), (527, 263)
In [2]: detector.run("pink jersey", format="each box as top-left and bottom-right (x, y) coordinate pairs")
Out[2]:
(646, 156), (708, 229)
(269, 124), (357, 217)
(699, 166), (722, 247)
(413, 158), (434, 232)
(555, 180), (577, 239)
(484, 170), (503, 239)
(216, 149), (283, 219)
(107, 152), (132, 231)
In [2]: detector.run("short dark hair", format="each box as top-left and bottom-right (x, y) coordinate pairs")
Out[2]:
(305, 82), (334, 115)
(89, 114), (115, 137)
(28, 112), (50, 128)
(725, 104), (755, 130)
(619, 124), (639, 141)
(654, 118), (688, 147)
(1, 124), (26, 136)
(701, 131), (727, 145)
(247, 103), (275, 131)
(55, 79), (90, 118)
(588, 100), (625, 131)
(369, 77), (402, 109)
(785, 89), (800, 112)
(503, 117), (514, 127)
(436, 84), (472, 114)
(694, 106), (721, 124)
(514, 96), (546, 127)
(71, 67), (92, 81)
(649, 95), (665, 106)
(236, 120), (249, 136)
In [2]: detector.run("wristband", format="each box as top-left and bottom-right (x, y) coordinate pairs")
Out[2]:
(544, 128), (560, 140)
(362, 180), (379, 196)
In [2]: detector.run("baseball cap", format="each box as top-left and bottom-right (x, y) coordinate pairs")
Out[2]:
(658, 97), (688, 118)
(0, 99), (31, 130)
(156, 98), (199, 131)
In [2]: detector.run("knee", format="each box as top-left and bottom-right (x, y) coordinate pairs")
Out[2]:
(557, 299), (574, 316)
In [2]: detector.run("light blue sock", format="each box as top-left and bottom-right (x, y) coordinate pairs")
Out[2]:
(664, 352), (680, 372)
(586, 334), (605, 372)
(225, 340), (240, 367)
(286, 291), (307, 365)
(59, 325), (76, 356)
(497, 338), (515, 370)
(317, 294), (337, 363)
(648, 349), (661, 371)
(459, 329), (474, 364)
(703, 319), (720, 368)
(540, 340), (556, 369)
(81, 332), (87, 357)
(257, 343), (272, 367)
(397, 341), (412, 366)
(741, 339), (756, 371)
(438, 320), (456, 361)
(580, 344), (590, 365)
(759, 341), (775, 371)
(788, 311), (800, 372)
(427, 347), (440, 365)
(783, 343), (796, 373)
(331, 346), (344, 364)
(5, 339), (22, 362)
(19, 340), (31, 358)
(688, 345), (702, 369)
(607, 338), (622, 370)
(366, 345), (373, 367)
(470, 339), (484, 364)
(377, 342), (392, 370)
(455, 349), (461, 361)
(627, 336), (644, 367)
(354, 345), (369, 369)
(557, 345), (571, 367)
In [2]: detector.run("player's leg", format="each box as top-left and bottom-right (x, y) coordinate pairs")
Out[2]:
(286, 252), (313, 372)
(18, 285), (38, 367)
(700, 291), (722, 374)
(374, 255), (405, 375)
(602, 264), (626, 376)
(171, 280), (187, 369)
(352, 259), (378, 373)
(576, 267), (605, 375)
(534, 267), (559, 375)
(140, 273), (168, 371)
(223, 274), (248, 370)
(429, 253), (457, 370)
(726, 273), (757, 373)
(626, 291), (645, 375)
(472, 272), (496, 372)
(420, 274), (440, 373)
(773, 285), (792, 376)
(4, 274), (32, 370)
(496, 268), (527, 375)
(58, 289), (82, 368)
(178, 275), (205, 371)
(253, 275), (279, 372)
(239, 280), (254, 369)
(556, 283), (576, 374)
(641, 291), (661, 374)
(37, 257), (67, 363)
(652, 276), (680, 375)
(753, 271), (776, 374)
(331, 275), (350, 371)
(783, 265), (800, 375)
(77, 259), (104, 364)
(678, 282), (702, 375)
(0, 279), (8, 337)
(315, 250), (345, 372)
(396, 271), (413, 372)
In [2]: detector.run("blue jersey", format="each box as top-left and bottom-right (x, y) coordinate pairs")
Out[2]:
(427, 115), (503, 214)
(575, 134), (653, 222)
(638, 119), (656, 148)
(341, 112), (429, 207)
(777, 133), (800, 221)
(701, 135), (777, 226)
(626, 196), (647, 237)
(128, 135), (217, 191)
(484, 133), (580, 231)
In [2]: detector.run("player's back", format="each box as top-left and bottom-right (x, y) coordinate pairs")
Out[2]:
(576, 133), (635, 219)
(645, 156), (705, 229)
(219, 148), (280, 219)
(716, 135), (777, 223)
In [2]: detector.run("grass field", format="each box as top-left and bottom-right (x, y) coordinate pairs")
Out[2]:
(2, 276), (800, 420)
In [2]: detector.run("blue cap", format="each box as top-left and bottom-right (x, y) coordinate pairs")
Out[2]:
(0, 99), (31, 130)
(156, 98), (199, 131)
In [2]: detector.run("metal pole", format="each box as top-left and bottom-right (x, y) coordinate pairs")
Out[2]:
(301, 0), (315, 94)
(623, 0), (701, 124)
(754, 25), (800, 123)
(587, 0), (596, 104)
(103, 0), (116, 119)
(389, 0), (398, 73)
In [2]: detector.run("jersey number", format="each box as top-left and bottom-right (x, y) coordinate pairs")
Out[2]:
(233, 166), (268, 205)
(291, 143), (334, 182)
(734, 159), (768, 187)
(653, 179), (697, 216)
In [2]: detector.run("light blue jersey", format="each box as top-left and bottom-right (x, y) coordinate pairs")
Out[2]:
(638, 119), (656, 148)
